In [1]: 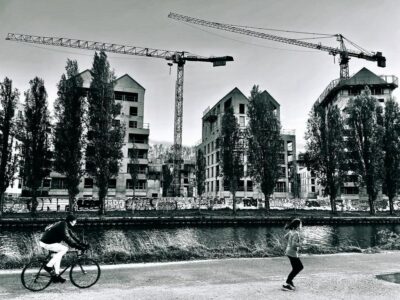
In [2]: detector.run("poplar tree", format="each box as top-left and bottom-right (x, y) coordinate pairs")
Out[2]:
(346, 87), (384, 215)
(220, 106), (243, 214)
(21, 77), (52, 213)
(305, 104), (347, 213)
(86, 51), (124, 215)
(195, 148), (206, 206)
(383, 98), (400, 214)
(53, 60), (85, 212)
(247, 85), (281, 211)
(0, 78), (20, 217)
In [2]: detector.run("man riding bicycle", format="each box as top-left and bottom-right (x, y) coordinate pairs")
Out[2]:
(39, 214), (88, 283)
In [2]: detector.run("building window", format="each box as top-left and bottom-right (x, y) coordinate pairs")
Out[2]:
(130, 107), (138, 116)
(239, 104), (245, 114)
(129, 121), (138, 128)
(275, 182), (286, 193)
(247, 181), (253, 192)
(126, 179), (133, 189)
(129, 133), (147, 144)
(125, 93), (138, 102)
(216, 165), (219, 177)
(311, 186), (316, 193)
(114, 92), (124, 100)
(51, 178), (66, 189)
(108, 179), (117, 189)
(224, 98), (232, 112)
(42, 179), (51, 188)
(84, 178), (94, 188)
(211, 181), (214, 192)
(216, 180), (220, 192)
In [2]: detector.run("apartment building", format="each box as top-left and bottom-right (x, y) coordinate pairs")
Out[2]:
(49, 71), (150, 199)
(199, 87), (296, 203)
(315, 67), (398, 200)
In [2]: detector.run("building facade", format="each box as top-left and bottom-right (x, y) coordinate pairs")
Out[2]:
(49, 71), (150, 200)
(199, 87), (296, 203)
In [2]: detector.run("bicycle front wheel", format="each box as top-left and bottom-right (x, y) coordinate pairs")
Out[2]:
(21, 260), (52, 291)
(70, 258), (101, 288)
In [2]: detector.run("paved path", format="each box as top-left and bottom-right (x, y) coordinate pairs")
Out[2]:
(1, 252), (400, 299)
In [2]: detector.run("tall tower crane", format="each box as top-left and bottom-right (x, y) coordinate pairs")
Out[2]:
(168, 12), (386, 79)
(6, 33), (233, 197)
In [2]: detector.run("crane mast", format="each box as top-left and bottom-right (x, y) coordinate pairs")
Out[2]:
(168, 12), (386, 79)
(6, 33), (233, 197)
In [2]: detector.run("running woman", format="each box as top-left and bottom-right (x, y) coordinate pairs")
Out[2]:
(282, 218), (304, 291)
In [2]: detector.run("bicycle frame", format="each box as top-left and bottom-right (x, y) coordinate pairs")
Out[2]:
(44, 250), (83, 276)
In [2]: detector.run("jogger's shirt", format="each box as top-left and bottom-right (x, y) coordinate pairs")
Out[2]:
(284, 230), (301, 258)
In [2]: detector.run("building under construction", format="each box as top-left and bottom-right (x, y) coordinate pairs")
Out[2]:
(199, 87), (296, 207)
(313, 67), (398, 203)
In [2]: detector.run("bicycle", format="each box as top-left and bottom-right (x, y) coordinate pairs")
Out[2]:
(21, 250), (101, 292)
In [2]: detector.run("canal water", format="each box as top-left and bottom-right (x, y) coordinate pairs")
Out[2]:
(1, 224), (400, 266)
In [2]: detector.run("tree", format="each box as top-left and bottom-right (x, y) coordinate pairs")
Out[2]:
(85, 51), (124, 215)
(162, 164), (173, 196)
(247, 85), (281, 211)
(195, 148), (206, 207)
(53, 60), (86, 212)
(305, 104), (347, 213)
(21, 77), (52, 213)
(220, 106), (243, 214)
(346, 87), (384, 215)
(382, 98), (400, 214)
(0, 78), (20, 217)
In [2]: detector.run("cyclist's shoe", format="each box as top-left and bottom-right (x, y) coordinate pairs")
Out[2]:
(52, 275), (66, 283)
(43, 265), (54, 274)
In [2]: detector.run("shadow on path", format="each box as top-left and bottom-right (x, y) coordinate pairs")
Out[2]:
(376, 272), (400, 284)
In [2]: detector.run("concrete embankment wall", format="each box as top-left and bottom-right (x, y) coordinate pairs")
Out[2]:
(1, 216), (400, 228)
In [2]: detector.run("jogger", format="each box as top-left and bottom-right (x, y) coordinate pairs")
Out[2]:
(282, 218), (304, 291)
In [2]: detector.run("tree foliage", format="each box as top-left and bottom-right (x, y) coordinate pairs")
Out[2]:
(0, 78), (20, 216)
(162, 164), (173, 197)
(195, 148), (206, 198)
(85, 51), (124, 215)
(305, 103), (347, 213)
(21, 77), (52, 213)
(247, 85), (281, 211)
(53, 60), (86, 212)
(220, 106), (243, 213)
(382, 98), (400, 214)
(346, 87), (384, 215)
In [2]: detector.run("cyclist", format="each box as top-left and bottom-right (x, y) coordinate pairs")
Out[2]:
(39, 214), (88, 283)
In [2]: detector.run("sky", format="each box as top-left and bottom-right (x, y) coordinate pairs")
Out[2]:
(0, 0), (399, 152)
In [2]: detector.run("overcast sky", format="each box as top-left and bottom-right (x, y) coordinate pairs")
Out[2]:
(1, 0), (399, 151)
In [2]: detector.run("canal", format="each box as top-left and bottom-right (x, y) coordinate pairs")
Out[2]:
(1, 224), (400, 268)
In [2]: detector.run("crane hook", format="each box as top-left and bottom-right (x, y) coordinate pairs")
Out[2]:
(168, 62), (173, 75)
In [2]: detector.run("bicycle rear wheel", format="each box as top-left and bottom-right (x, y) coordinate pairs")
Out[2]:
(21, 260), (52, 291)
(70, 258), (100, 288)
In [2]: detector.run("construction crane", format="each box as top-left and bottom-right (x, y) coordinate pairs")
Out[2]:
(168, 12), (386, 79)
(6, 33), (233, 197)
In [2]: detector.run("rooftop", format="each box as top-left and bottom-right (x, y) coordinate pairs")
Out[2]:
(316, 67), (398, 106)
